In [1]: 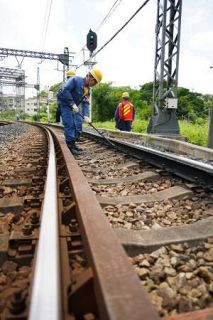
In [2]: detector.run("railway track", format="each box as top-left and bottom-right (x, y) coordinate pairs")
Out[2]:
(78, 128), (213, 318)
(0, 122), (213, 319)
(0, 122), (158, 319)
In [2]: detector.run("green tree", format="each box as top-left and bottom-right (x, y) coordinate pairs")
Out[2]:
(0, 109), (16, 120)
(19, 111), (28, 120)
(34, 80), (210, 125)
(92, 82), (115, 121)
(177, 87), (207, 121)
(139, 82), (153, 104)
(50, 82), (62, 97)
(92, 83), (145, 122)
(39, 90), (48, 97)
(49, 101), (58, 122)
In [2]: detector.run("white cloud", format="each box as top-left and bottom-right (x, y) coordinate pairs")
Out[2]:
(189, 31), (213, 54)
(179, 49), (212, 94)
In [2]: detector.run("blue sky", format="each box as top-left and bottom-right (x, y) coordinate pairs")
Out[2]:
(0, 0), (213, 96)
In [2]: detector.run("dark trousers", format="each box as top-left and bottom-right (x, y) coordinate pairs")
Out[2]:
(116, 120), (132, 132)
(55, 104), (61, 122)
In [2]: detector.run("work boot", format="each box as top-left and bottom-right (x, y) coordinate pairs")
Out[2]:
(76, 136), (83, 143)
(67, 141), (82, 156)
(74, 142), (83, 151)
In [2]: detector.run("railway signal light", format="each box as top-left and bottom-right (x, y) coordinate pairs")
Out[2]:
(86, 29), (97, 53)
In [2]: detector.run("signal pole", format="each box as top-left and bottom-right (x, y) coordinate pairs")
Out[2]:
(86, 29), (98, 121)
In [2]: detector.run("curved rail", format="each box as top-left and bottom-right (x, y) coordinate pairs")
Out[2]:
(29, 129), (61, 320)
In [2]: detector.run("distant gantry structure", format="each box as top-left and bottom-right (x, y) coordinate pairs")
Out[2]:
(0, 47), (73, 68)
(0, 67), (26, 113)
(0, 47), (74, 114)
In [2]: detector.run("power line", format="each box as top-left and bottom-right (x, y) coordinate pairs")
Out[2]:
(41, 0), (50, 48)
(42, 0), (53, 50)
(96, 0), (123, 31)
(76, 0), (151, 70)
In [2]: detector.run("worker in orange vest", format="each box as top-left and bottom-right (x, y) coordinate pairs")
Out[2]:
(114, 92), (135, 131)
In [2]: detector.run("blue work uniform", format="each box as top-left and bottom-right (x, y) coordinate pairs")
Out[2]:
(75, 87), (90, 140)
(57, 76), (90, 143)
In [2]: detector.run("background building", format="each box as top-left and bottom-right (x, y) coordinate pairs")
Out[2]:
(0, 94), (24, 112)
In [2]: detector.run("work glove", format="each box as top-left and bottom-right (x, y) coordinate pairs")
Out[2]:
(71, 104), (79, 113)
(83, 116), (91, 123)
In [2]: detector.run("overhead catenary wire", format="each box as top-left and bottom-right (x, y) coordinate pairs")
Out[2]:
(96, 0), (123, 31)
(75, 0), (151, 70)
(42, 0), (50, 38)
(42, 0), (53, 51)
(40, 0), (49, 49)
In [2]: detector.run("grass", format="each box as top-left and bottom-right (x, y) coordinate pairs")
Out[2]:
(91, 119), (209, 147)
(91, 119), (148, 132)
(179, 120), (209, 147)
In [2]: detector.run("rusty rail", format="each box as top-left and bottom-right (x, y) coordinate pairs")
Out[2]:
(163, 308), (213, 320)
(50, 126), (159, 320)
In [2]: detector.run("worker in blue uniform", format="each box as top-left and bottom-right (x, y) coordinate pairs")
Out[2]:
(57, 68), (102, 155)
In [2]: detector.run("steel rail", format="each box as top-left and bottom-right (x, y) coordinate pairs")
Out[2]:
(48, 126), (159, 320)
(82, 130), (213, 190)
(163, 307), (213, 320)
(29, 129), (61, 320)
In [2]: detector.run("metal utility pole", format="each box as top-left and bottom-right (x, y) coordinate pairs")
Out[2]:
(37, 67), (40, 120)
(62, 47), (69, 83)
(147, 0), (182, 135)
(47, 89), (53, 123)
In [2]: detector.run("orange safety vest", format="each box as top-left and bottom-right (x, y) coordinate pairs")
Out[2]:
(118, 101), (134, 121)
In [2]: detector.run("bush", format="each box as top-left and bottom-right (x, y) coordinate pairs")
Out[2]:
(179, 120), (208, 146)
(132, 119), (148, 133)
(195, 117), (206, 125)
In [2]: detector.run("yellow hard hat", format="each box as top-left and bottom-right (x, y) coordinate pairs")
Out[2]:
(66, 70), (76, 78)
(122, 92), (129, 98)
(89, 68), (102, 83)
